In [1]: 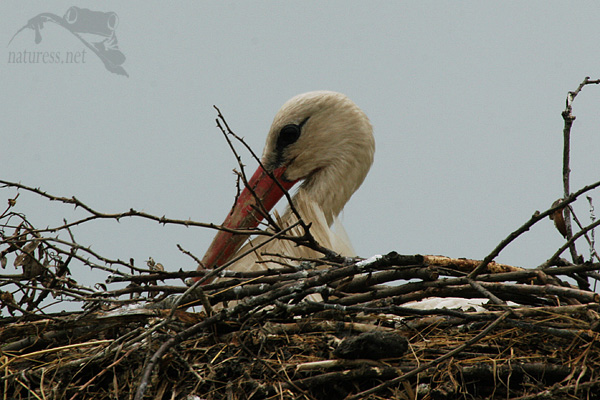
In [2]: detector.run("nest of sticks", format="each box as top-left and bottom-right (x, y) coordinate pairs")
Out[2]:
(3, 78), (600, 399)
(2, 242), (600, 400)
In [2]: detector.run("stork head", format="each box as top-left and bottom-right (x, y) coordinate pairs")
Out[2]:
(197, 91), (374, 279)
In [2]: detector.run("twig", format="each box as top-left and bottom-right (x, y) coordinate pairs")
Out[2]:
(561, 77), (600, 262)
(468, 179), (600, 278)
(67, 346), (136, 400)
(0, 180), (278, 239)
(540, 217), (600, 268)
(214, 111), (281, 231)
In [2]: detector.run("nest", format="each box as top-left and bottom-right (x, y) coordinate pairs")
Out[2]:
(2, 249), (600, 400)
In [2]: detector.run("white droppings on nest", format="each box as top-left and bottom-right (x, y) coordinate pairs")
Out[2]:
(219, 269), (231, 278)
(404, 297), (489, 312)
(355, 255), (383, 268)
(404, 298), (519, 311)
(101, 303), (149, 317)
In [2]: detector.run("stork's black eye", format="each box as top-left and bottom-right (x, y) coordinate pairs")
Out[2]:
(276, 117), (309, 151)
(277, 124), (301, 150)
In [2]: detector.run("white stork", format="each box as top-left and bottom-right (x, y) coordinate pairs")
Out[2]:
(196, 91), (375, 282)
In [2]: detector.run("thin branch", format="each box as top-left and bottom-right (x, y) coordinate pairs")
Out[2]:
(561, 77), (600, 262)
(0, 179), (278, 238)
(468, 179), (600, 278)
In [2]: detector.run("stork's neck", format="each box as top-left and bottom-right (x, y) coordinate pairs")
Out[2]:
(289, 152), (371, 227)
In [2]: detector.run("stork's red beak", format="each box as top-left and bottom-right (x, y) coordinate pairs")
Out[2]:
(195, 165), (297, 282)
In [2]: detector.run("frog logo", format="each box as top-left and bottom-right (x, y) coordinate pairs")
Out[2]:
(8, 6), (128, 77)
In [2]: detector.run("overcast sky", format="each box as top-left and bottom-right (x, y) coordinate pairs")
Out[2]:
(2, 2), (600, 312)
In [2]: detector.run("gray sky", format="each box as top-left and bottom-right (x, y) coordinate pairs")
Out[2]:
(2, 2), (600, 311)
